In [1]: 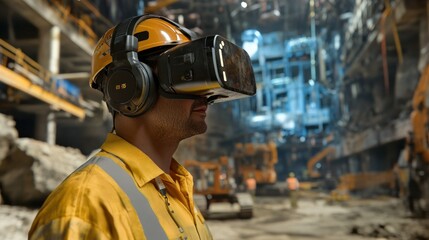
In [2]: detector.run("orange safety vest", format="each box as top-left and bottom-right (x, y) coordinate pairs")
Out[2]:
(287, 177), (299, 190)
(246, 178), (256, 191)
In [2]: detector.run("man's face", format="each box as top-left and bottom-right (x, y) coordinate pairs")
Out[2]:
(146, 96), (208, 140)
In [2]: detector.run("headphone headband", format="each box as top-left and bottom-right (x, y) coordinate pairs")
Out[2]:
(110, 14), (197, 57)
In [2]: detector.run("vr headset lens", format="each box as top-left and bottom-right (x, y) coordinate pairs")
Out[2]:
(157, 35), (256, 103)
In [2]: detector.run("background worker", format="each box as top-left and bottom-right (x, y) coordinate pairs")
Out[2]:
(29, 14), (255, 239)
(287, 172), (300, 209)
(245, 173), (257, 196)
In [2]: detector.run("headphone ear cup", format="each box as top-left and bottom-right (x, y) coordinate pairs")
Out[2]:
(130, 62), (157, 116)
(104, 62), (156, 117)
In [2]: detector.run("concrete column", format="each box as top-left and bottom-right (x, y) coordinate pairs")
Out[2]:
(35, 111), (56, 145)
(37, 26), (61, 144)
(46, 112), (56, 145)
(38, 26), (61, 74)
(35, 112), (47, 143)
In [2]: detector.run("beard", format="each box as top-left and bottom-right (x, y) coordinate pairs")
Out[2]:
(177, 100), (208, 140)
(160, 112), (207, 141)
(150, 98), (208, 141)
(185, 116), (207, 137)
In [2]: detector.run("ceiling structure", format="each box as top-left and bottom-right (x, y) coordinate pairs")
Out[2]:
(144, 0), (356, 45)
(145, 0), (309, 42)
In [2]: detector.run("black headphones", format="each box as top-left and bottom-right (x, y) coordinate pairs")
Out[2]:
(103, 14), (197, 117)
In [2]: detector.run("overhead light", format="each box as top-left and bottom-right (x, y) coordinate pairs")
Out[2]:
(273, 9), (280, 17)
(334, 34), (341, 50)
(178, 15), (184, 25)
(241, 1), (248, 8)
(275, 113), (287, 122)
(241, 29), (261, 58)
(283, 121), (295, 130)
(242, 41), (258, 58)
(272, 77), (291, 86)
(251, 115), (268, 123)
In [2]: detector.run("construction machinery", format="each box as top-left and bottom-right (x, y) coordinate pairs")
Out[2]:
(307, 144), (397, 198)
(402, 65), (429, 217)
(302, 146), (337, 190)
(183, 140), (279, 218)
(233, 140), (278, 194)
(184, 157), (253, 219)
(307, 146), (336, 179)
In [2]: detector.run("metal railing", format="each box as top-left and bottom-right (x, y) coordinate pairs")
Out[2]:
(0, 38), (52, 88)
(45, 0), (113, 45)
(0, 38), (82, 106)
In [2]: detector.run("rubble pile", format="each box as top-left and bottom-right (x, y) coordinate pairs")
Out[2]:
(0, 113), (87, 239)
(0, 205), (37, 240)
(0, 114), (18, 166)
(0, 138), (87, 206)
(350, 222), (429, 240)
(350, 223), (399, 239)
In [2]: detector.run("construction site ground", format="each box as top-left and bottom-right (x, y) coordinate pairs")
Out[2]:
(1, 190), (429, 240)
(206, 191), (429, 240)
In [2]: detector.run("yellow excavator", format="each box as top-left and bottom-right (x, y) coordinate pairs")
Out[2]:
(307, 146), (336, 179)
(233, 140), (278, 193)
(184, 156), (253, 219)
(303, 146), (338, 191)
(183, 140), (278, 218)
(307, 146), (395, 200)
(402, 65), (429, 216)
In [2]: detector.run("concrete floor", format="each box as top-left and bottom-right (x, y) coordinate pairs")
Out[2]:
(206, 191), (429, 240)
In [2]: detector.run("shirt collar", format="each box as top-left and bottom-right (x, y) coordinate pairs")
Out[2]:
(170, 159), (191, 179)
(100, 133), (193, 188)
(100, 133), (164, 187)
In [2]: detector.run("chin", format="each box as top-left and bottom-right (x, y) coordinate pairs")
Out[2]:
(194, 124), (208, 135)
(189, 123), (207, 137)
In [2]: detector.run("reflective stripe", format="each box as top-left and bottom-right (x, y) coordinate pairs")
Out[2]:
(83, 156), (168, 240)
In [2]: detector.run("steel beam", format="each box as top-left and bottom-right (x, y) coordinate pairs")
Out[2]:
(0, 65), (85, 119)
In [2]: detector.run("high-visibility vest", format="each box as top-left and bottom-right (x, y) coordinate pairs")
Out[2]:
(80, 156), (169, 239)
(287, 177), (299, 190)
(246, 178), (256, 191)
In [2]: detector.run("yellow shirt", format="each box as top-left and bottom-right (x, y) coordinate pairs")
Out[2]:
(29, 133), (213, 240)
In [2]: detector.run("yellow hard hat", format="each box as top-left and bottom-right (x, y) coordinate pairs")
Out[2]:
(90, 17), (192, 88)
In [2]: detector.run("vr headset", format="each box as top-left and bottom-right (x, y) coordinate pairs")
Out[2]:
(157, 35), (257, 104)
(98, 15), (257, 117)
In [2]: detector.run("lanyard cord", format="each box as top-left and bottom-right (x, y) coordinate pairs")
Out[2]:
(155, 177), (185, 234)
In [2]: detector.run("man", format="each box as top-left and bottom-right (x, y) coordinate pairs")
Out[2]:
(29, 14), (255, 239)
(245, 173), (256, 196)
(287, 172), (299, 209)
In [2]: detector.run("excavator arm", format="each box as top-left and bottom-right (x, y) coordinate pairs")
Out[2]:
(409, 65), (429, 163)
(307, 146), (336, 178)
(404, 64), (429, 216)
